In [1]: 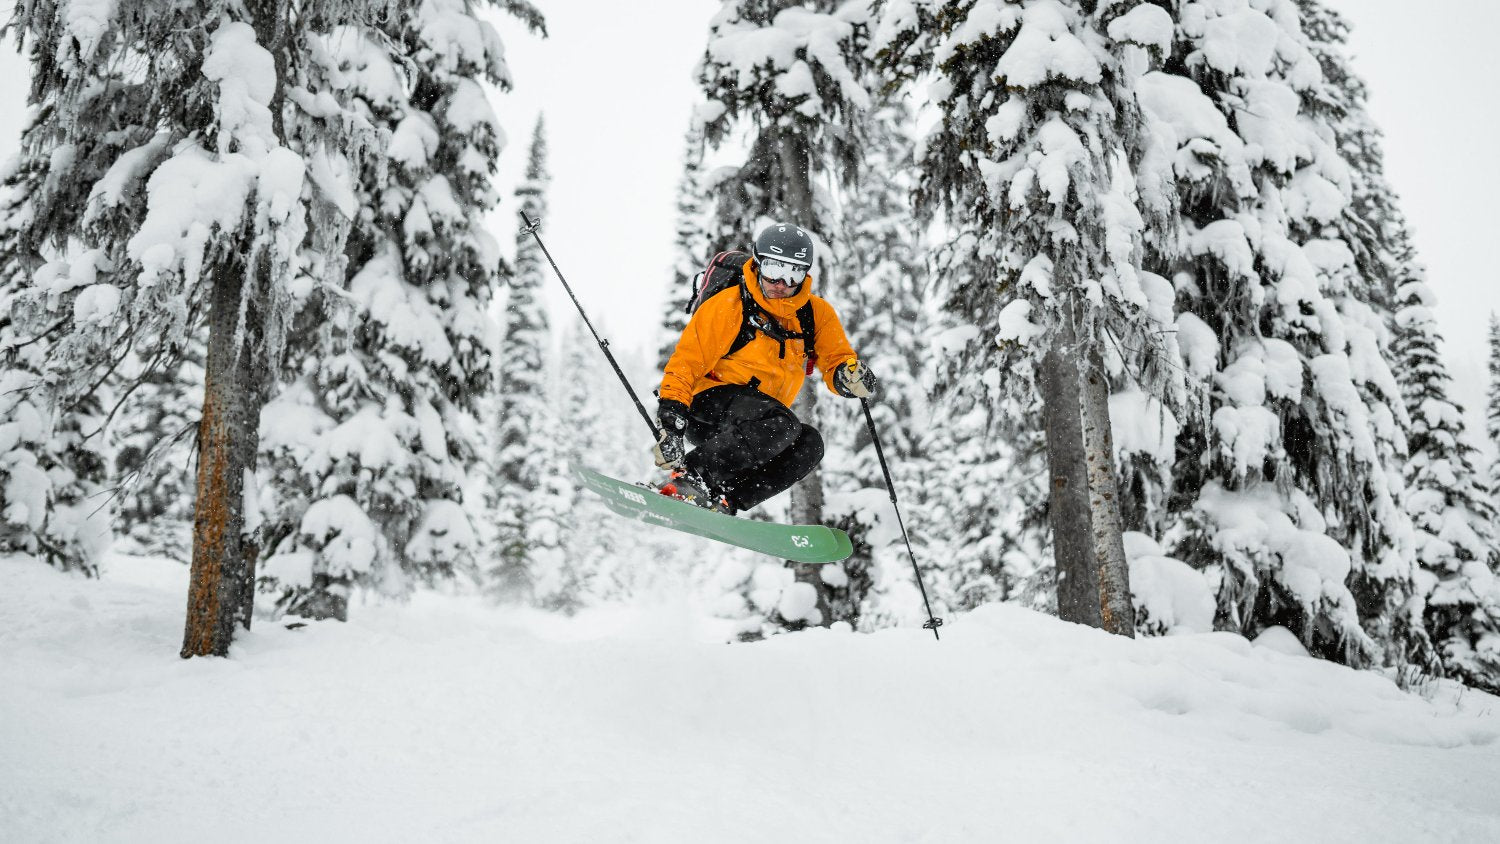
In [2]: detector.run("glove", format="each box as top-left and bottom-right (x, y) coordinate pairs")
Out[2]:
(653, 399), (691, 469)
(833, 360), (877, 399)
(653, 430), (685, 470)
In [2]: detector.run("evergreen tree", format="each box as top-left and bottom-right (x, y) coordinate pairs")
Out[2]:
(257, 0), (532, 621)
(488, 118), (565, 603)
(0, 51), (115, 575)
(921, 387), (1052, 617)
(553, 319), (659, 610)
(3, 2), (341, 620)
(0, 155), (49, 563)
(874, 0), (1185, 636)
(815, 101), (937, 628)
(1489, 315), (1500, 494)
(699, 1), (868, 240)
(1, 0), (536, 654)
(1291, 0), (1431, 671)
(659, 124), (712, 372)
(1392, 279), (1500, 692)
(112, 350), (203, 560)
(697, 0), (871, 629)
(1059, 0), (1422, 666)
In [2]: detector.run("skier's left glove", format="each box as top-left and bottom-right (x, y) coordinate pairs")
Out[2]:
(653, 399), (690, 469)
(833, 360), (877, 399)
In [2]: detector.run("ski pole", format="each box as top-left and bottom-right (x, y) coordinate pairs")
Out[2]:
(861, 398), (943, 640)
(519, 212), (660, 440)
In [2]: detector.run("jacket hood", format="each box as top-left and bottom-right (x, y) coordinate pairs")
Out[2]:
(741, 258), (814, 317)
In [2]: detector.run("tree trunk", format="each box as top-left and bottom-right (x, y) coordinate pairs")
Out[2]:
(788, 387), (832, 626)
(776, 130), (816, 225)
(181, 6), (288, 657)
(1081, 353), (1135, 636)
(1040, 326), (1135, 636)
(181, 259), (267, 657)
(774, 127), (834, 626)
(1041, 340), (1100, 627)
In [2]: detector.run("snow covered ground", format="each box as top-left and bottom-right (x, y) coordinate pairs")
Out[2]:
(3, 553), (1498, 843)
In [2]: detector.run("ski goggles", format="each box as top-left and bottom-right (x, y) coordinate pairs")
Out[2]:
(757, 256), (808, 284)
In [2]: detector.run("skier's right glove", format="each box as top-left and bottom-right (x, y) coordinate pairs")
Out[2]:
(653, 399), (691, 469)
(833, 360), (878, 399)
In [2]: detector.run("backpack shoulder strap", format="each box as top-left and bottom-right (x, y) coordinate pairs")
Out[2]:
(796, 302), (816, 373)
(726, 281), (760, 357)
(796, 302), (815, 351)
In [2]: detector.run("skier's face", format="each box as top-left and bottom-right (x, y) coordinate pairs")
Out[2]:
(757, 257), (806, 299)
(760, 276), (800, 299)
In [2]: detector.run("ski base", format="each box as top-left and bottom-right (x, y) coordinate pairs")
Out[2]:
(573, 465), (852, 564)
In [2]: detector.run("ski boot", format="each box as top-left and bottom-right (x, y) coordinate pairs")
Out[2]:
(657, 469), (735, 515)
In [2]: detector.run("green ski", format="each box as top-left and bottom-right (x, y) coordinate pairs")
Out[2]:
(573, 465), (852, 564)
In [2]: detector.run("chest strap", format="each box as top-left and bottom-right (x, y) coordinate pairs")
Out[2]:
(727, 282), (817, 368)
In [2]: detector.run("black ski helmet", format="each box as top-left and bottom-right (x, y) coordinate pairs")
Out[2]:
(753, 222), (815, 267)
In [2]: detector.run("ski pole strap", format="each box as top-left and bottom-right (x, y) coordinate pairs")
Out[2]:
(860, 398), (943, 640)
(519, 212), (659, 440)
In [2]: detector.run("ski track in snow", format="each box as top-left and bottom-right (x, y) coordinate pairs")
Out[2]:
(2, 554), (1498, 843)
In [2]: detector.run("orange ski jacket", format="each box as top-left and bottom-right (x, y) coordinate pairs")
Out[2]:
(659, 259), (859, 410)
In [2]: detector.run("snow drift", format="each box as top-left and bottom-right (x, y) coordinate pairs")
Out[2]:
(2, 554), (1497, 842)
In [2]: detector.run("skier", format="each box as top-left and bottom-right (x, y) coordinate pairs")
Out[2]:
(653, 222), (877, 514)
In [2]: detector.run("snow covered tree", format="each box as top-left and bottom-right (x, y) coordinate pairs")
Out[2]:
(918, 370), (1052, 620)
(488, 118), (565, 604)
(659, 124), (713, 372)
(1290, 0), (1432, 671)
(1122, 0), (1422, 671)
(1489, 315), (1500, 494)
(4, 1), (343, 626)
(257, 0), (530, 621)
(815, 101), (938, 628)
(3, 1), (363, 654)
(112, 350), (203, 560)
(0, 0), (537, 654)
(699, 1), (869, 240)
(552, 319), (659, 610)
(1392, 279), (1500, 692)
(697, 0), (871, 628)
(873, 0), (1189, 636)
(0, 123), (111, 575)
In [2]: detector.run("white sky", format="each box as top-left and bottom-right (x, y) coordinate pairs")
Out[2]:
(0, 0), (1493, 438)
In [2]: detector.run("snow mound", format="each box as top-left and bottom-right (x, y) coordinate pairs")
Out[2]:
(1123, 532), (1215, 635)
(3, 554), (1498, 842)
(1255, 624), (1311, 657)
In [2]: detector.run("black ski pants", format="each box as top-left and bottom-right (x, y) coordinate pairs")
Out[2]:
(683, 385), (824, 512)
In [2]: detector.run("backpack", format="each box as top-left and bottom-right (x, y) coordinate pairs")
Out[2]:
(684, 250), (817, 373)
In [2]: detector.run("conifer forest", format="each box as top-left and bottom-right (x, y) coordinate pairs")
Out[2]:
(3, 1), (1499, 840)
